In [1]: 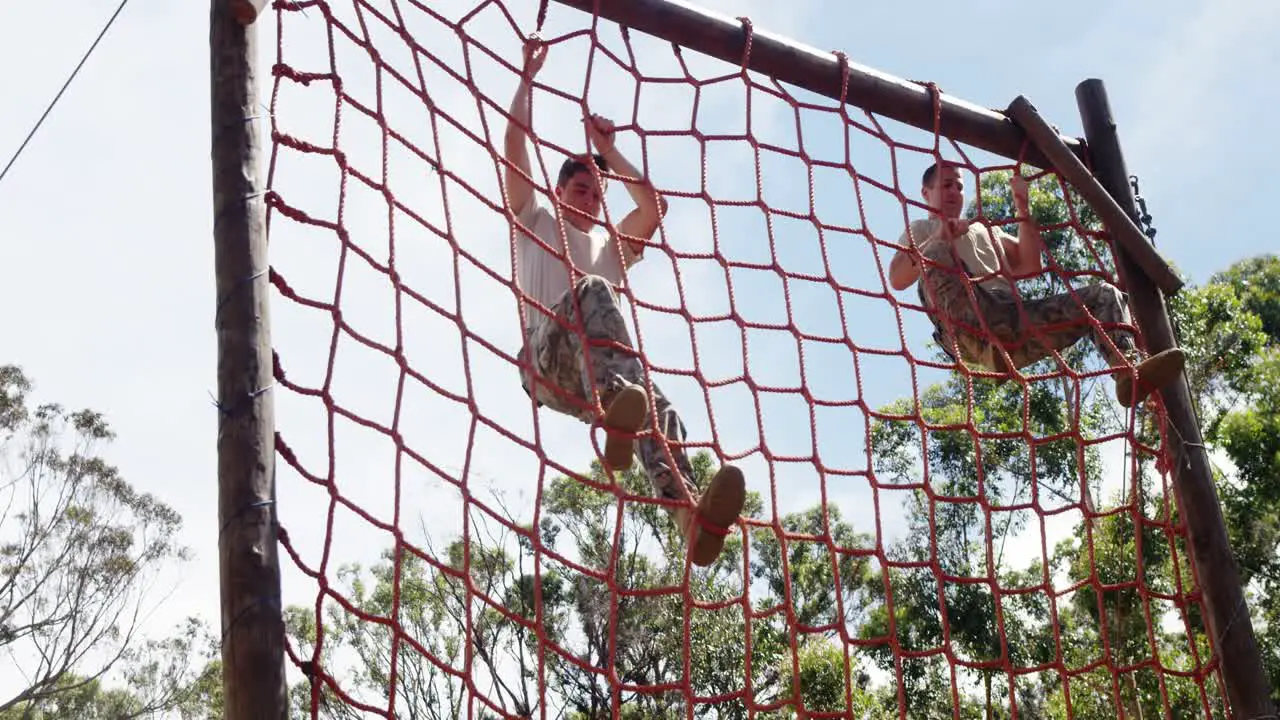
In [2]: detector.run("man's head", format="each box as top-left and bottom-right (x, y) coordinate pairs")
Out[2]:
(921, 161), (966, 219)
(555, 153), (608, 230)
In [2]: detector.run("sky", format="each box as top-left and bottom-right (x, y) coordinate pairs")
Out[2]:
(0, 0), (1277, 710)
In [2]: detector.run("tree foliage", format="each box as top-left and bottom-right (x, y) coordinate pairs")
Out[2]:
(0, 366), (217, 718)
(282, 453), (884, 718)
(1177, 255), (1280, 697)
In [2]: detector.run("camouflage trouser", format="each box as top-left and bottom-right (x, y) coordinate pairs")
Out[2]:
(920, 265), (1136, 371)
(520, 275), (697, 509)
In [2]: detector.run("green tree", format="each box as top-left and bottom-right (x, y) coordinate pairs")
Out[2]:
(865, 370), (1098, 719)
(0, 366), (216, 717)
(1044, 496), (1222, 720)
(284, 532), (547, 719)
(282, 452), (883, 718)
(0, 620), (221, 720)
(1170, 254), (1280, 701)
(536, 454), (884, 719)
(746, 504), (884, 718)
(1206, 255), (1280, 341)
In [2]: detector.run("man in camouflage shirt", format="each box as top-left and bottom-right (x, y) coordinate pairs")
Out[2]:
(504, 38), (744, 566)
(888, 161), (1184, 407)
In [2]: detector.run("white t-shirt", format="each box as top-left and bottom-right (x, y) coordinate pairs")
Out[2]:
(513, 195), (641, 328)
(900, 216), (1017, 295)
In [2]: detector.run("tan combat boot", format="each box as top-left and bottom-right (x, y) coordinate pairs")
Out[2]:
(601, 384), (648, 471)
(676, 464), (747, 567)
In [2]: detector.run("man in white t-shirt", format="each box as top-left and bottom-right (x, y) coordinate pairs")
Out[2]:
(503, 38), (745, 567)
(888, 161), (1184, 407)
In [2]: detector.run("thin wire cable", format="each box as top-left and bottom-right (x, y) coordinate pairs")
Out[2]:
(0, 0), (131, 189)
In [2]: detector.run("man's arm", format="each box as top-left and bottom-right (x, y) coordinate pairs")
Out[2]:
(888, 218), (966, 291)
(503, 40), (546, 216)
(586, 115), (668, 259)
(889, 246), (920, 291)
(999, 175), (1044, 276)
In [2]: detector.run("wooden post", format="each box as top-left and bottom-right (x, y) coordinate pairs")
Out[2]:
(1005, 95), (1182, 295)
(548, 0), (1084, 168)
(211, 1), (287, 718)
(1076, 78), (1276, 718)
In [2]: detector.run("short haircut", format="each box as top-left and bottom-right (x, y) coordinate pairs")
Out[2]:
(921, 161), (961, 188)
(557, 153), (609, 188)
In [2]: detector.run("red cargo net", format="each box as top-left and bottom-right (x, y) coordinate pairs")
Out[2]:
(261, 0), (1226, 717)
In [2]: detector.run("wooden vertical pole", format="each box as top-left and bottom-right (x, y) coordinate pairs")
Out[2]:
(211, 1), (287, 718)
(1076, 78), (1275, 718)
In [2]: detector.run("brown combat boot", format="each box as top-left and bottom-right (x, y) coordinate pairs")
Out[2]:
(601, 384), (648, 471)
(1114, 348), (1186, 408)
(677, 464), (747, 567)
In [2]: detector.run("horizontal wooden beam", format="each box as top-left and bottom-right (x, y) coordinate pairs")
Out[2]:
(1006, 95), (1183, 295)
(548, 0), (1086, 168)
